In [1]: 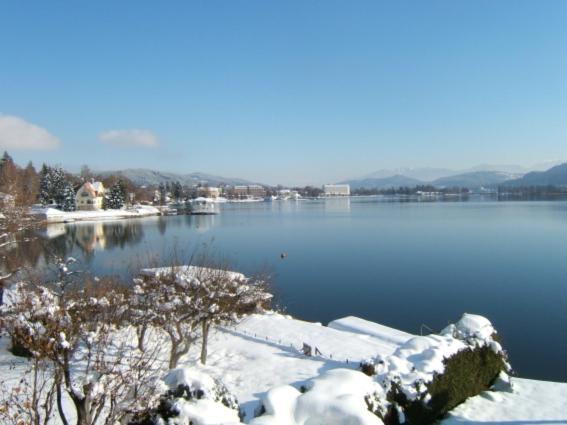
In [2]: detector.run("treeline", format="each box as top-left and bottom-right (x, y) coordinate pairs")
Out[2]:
(497, 185), (567, 198)
(352, 185), (470, 196)
(0, 151), (151, 210)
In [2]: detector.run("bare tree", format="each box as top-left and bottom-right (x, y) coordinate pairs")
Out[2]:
(0, 273), (163, 425)
(132, 270), (199, 369)
(0, 358), (57, 425)
(189, 260), (273, 365)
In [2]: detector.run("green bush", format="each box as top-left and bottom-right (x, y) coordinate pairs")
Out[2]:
(389, 345), (506, 425)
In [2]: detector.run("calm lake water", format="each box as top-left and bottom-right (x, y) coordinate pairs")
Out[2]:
(24, 198), (567, 382)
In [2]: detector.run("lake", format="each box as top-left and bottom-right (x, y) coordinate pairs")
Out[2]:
(22, 197), (567, 382)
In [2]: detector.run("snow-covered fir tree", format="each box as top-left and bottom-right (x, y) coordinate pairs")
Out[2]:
(60, 181), (76, 212)
(106, 180), (126, 209)
(38, 165), (68, 207)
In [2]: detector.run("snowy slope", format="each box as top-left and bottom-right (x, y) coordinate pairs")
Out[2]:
(1, 311), (566, 424)
(328, 316), (413, 346)
(184, 312), (407, 420)
(443, 378), (567, 424)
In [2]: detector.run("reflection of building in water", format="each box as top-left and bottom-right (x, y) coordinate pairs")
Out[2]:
(75, 223), (107, 252)
(323, 184), (350, 196)
(38, 223), (67, 239)
(191, 214), (217, 233)
(323, 197), (351, 212)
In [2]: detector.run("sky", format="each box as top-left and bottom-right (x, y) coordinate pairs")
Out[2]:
(0, 1), (566, 186)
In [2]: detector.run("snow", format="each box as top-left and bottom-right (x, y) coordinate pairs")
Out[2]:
(173, 398), (242, 425)
(328, 316), (413, 346)
(441, 313), (497, 345)
(251, 369), (385, 425)
(161, 367), (242, 425)
(444, 377), (567, 425)
(377, 334), (468, 400)
(140, 265), (247, 282)
(29, 204), (160, 223)
(1, 306), (566, 425)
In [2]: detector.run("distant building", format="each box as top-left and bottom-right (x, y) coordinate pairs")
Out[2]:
(76, 181), (105, 210)
(247, 185), (266, 198)
(198, 186), (221, 199)
(233, 185), (249, 198)
(233, 185), (266, 199)
(323, 184), (350, 196)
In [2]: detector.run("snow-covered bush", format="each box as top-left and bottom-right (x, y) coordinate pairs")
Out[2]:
(129, 367), (242, 425)
(135, 263), (272, 367)
(375, 313), (509, 425)
(251, 368), (389, 425)
(0, 274), (163, 425)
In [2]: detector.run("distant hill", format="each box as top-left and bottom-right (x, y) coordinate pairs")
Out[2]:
(361, 167), (456, 182)
(97, 168), (256, 187)
(342, 174), (425, 190)
(433, 171), (519, 188)
(502, 163), (567, 187)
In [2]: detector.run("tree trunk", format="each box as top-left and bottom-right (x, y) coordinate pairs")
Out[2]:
(137, 324), (147, 352)
(200, 321), (210, 365)
(56, 380), (69, 425)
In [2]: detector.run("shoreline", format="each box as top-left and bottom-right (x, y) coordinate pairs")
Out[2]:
(29, 205), (161, 224)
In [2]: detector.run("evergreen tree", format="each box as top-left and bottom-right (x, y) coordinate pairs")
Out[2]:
(106, 180), (125, 209)
(38, 164), (52, 206)
(60, 181), (76, 212)
(158, 182), (167, 205)
(38, 165), (68, 207)
(172, 181), (183, 201)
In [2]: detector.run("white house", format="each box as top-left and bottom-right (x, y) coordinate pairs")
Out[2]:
(76, 181), (105, 210)
(323, 184), (350, 196)
(198, 186), (221, 199)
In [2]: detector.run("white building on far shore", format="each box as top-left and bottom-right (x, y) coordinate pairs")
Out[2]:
(323, 184), (350, 197)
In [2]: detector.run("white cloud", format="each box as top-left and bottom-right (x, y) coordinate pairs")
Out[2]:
(0, 114), (60, 150)
(99, 129), (159, 148)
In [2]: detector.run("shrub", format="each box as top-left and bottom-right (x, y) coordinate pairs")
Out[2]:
(129, 370), (241, 425)
(388, 345), (506, 425)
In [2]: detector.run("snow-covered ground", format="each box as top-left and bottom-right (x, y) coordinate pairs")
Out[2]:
(30, 205), (160, 223)
(1, 311), (566, 424)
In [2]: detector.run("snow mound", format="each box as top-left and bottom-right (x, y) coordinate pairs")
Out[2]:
(441, 313), (510, 371)
(158, 367), (241, 424)
(379, 334), (468, 400)
(164, 367), (219, 397)
(171, 398), (242, 425)
(441, 313), (495, 346)
(251, 369), (386, 425)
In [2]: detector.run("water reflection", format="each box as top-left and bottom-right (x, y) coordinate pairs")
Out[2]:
(323, 197), (351, 213)
(13, 220), (147, 268)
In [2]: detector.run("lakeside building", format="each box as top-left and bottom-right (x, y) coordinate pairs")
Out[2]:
(233, 185), (267, 199)
(198, 186), (221, 199)
(323, 184), (350, 197)
(76, 181), (105, 210)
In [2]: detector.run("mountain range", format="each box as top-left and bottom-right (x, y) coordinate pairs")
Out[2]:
(342, 161), (567, 190)
(502, 163), (567, 187)
(97, 162), (567, 190)
(97, 168), (255, 187)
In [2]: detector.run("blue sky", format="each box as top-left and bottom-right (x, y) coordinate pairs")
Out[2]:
(0, 1), (565, 185)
